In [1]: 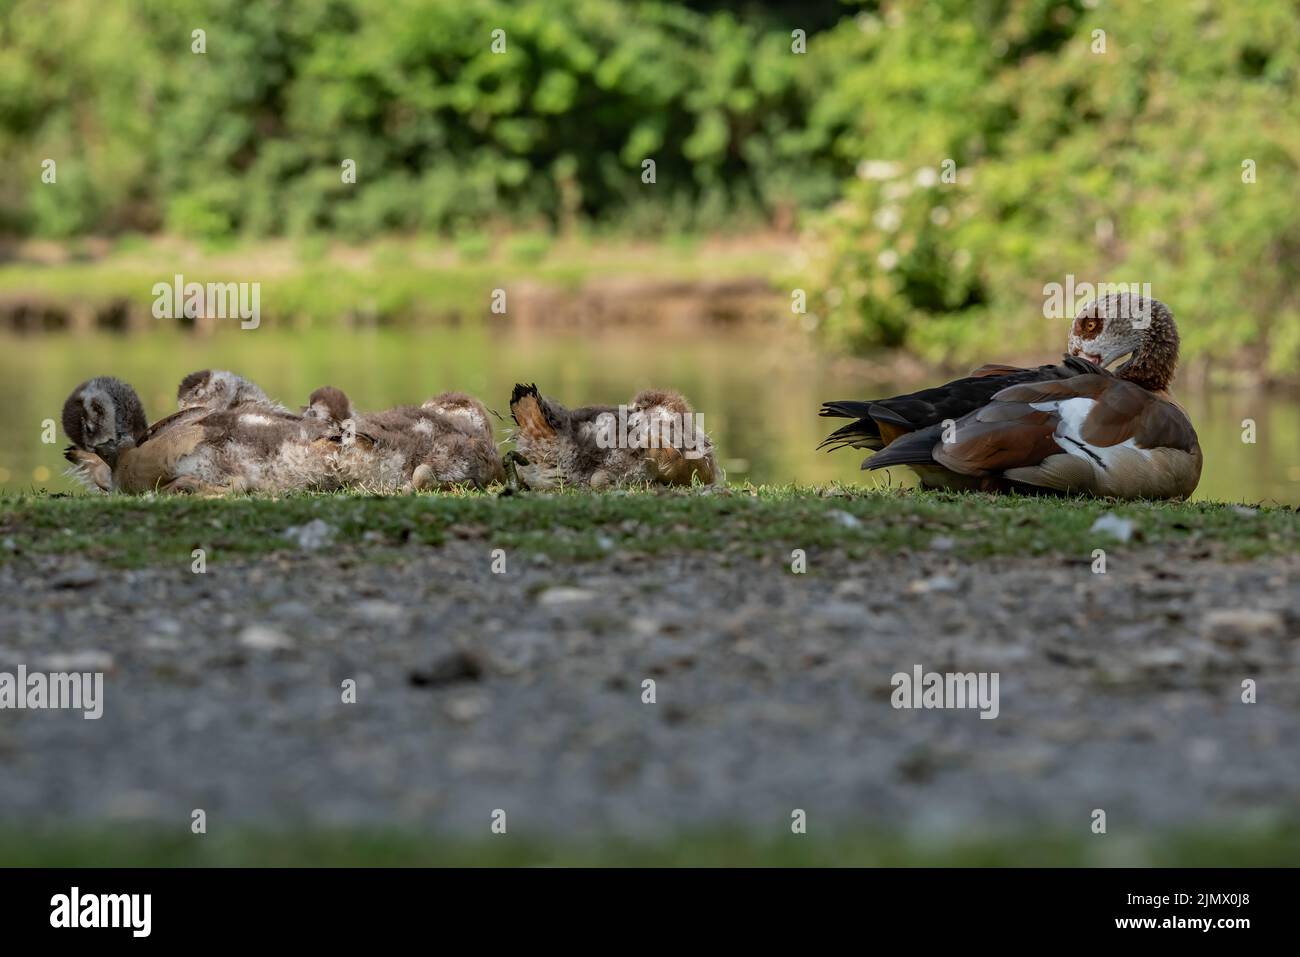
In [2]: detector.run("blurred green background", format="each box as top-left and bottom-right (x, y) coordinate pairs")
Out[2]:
(0, 0), (1296, 499)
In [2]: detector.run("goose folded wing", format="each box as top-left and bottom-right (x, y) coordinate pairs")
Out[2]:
(931, 403), (1063, 477)
(115, 421), (210, 493)
(992, 376), (1198, 454)
(966, 362), (1026, 378)
(138, 407), (211, 445)
(931, 375), (1201, 497)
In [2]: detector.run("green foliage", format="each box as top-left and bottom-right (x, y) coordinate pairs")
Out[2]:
(802, 0), (1300, 372)
(0, 0), (846, 239)
(2, 0), (1296, 370)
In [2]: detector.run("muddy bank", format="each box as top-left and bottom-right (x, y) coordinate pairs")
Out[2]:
(0, 275), (783, 334)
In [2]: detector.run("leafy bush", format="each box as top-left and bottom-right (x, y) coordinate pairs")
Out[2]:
(801, 0), (1300, 374)
(0, 0), (847, 239)
(1, 0), (1296, 372)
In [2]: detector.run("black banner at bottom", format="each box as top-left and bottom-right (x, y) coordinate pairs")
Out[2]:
(0, 866), (1284, 943)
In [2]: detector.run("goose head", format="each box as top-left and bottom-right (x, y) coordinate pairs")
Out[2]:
(1069, 294), (1179, 392)
(626, 387), (719, 483)
(61, 376), (148, 468)
(422, 391), (494, 438)
(177, 369), (280, 411)
(303, 386), (356, 425)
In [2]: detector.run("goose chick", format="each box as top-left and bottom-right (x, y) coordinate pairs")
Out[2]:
(63, 376), (334, 494)
(508, 383), (719, 490)
(421, 391), (495, 439)
(177, 369), (293, 414)
(303, 385), (355, 424)
(627, 388), (720, 486)
(61, 376), (149, 492)
(304, 386), (504, 490)
(64, 369), (299, 492)
(414, 391), (505, 488)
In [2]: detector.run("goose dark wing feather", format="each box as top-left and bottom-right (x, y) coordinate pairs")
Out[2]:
(860, 424), (945, 469)
(819, 360), (1071, 450)
(818, 400), (875, 420)
(822, 355), (1108, 478)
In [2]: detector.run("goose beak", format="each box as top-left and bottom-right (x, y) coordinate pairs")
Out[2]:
(1100, 347), (1133, 369)
(92, 439), (120, 468)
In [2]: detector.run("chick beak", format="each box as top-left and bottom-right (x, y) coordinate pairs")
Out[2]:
(93, 439), (120, 468)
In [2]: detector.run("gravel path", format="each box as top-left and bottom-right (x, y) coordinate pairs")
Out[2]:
(1, 542), (1297, 840)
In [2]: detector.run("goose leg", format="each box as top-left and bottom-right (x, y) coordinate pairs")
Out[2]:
(501, 450), (530, 494)
(63, 448), (113, 492)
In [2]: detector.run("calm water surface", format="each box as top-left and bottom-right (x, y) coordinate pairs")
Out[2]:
(2, 328), (1297, 504)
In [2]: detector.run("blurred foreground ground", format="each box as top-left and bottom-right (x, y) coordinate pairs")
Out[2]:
(1, 491), (1296, 864)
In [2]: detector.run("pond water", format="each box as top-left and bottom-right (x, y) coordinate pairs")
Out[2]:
(3, 327), (1297, 504)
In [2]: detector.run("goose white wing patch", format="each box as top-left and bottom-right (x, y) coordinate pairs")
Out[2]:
(1030, 397), (1152, 469)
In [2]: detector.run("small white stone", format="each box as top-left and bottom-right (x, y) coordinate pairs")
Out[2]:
(445, 694), (491, 723)
(1202, 609), (1284, 640)
(283, 519), (336, 550)
(538, 587), (597, 606)
(1137, 647), (1186, 668)
(1090, 513), (1135, 542)
(353, 600), (405, 624)
(907, 575), (959, 595)
(239, 624), (293, 651)
(141, 635), (183, 651)
(828, 509), (862, 529)
(38, 650), (115, 671)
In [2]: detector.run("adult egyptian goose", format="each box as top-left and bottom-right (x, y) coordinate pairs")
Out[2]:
(819, 295), (1202, 499)
(303, 386), (504, 490)
(508, 384), (719, 489)
(62, 376), (335, 494)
